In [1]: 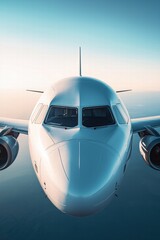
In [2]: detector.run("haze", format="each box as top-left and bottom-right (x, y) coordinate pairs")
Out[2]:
(0, 0), (160, 91)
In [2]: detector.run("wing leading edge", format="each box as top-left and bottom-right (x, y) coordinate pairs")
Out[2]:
(0, 115), (160, 136)
(0, 117), (28, 135)
(131, 116), (160, 133)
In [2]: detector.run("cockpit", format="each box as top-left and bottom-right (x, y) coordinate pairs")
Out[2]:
(44, 105), (115, 128)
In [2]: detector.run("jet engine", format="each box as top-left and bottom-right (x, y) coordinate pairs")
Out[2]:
(139, 135), (160, 170)
(0, 135), (19, 170)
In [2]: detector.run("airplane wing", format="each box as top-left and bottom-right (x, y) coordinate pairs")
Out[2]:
(0, 116), (160, 135)
(0, 117), (28, 135)
(131, 116), (160, 133)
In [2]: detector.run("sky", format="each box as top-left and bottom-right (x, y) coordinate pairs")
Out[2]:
(0, 0), (160, 91)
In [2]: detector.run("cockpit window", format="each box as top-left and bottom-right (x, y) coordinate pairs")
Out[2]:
(82, 106), (115, 127)
(113, 104), (129, 124)
(44, 106), (78, 127)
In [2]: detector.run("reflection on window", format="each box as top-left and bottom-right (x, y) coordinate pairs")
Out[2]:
(82, 106), (115, 127)
(113, 104), (129, 124)
(45, 106), (78, 127)
(31, 103), (43, 123)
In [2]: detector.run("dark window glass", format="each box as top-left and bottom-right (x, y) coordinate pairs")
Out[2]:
(82, 106), (115, 127)
(45, 106), (78, 127)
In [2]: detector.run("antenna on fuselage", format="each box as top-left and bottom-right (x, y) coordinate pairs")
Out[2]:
(79, 47), (82, 77)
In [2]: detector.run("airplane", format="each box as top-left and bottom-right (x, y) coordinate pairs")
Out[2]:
(0, 49), (160, 217)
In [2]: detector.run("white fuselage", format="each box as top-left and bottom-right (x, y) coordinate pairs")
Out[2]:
(28, 77), (132, 216)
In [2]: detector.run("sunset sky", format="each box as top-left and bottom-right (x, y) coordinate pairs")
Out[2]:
(0, 0), (160, 91)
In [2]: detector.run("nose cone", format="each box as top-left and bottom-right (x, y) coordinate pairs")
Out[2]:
(58, 139), (118, 216)
(42, 139), (119, 216)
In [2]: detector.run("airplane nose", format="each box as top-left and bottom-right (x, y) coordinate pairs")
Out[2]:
(58, 139), (118, 216)
(42, 139), (119, 216)
(59, 140), (115, 193)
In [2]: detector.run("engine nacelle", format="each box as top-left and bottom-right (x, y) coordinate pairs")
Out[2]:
(139, 135), (160, 170)
(0, 136), (19, 170)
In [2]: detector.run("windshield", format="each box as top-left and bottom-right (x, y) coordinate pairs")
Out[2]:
(82, 106), (115, 127)
(45, 106), (78, 127)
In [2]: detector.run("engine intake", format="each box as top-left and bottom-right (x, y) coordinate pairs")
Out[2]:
(139, 135), (160, 170)
(0, 136), (19, 170)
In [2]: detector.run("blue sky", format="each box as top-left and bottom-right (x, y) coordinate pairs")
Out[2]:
(0, 0), (160, 90)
